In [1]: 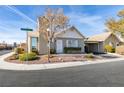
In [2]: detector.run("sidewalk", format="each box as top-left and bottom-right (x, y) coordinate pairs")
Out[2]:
(0, 52), (124, 71)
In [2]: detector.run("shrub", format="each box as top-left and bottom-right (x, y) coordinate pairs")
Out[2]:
(50, 48), (56, 54)
(64, 47), (81, 53)
(32, 48), (39, 54)
(14, 48), (25, 54)
(85, 53), (94, 58)
(19, 52), (37, 61)
(104, 45), (115, 53)
(111, 48), (115, 53)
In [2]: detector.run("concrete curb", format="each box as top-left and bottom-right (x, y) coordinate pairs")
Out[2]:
(0, 52), (124, 71)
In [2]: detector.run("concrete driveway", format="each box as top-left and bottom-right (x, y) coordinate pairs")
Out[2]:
(0, 60), (124, 86)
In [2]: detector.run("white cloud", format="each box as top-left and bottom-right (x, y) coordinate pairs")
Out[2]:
(67, 12), (103, 27)
(66, 12), (106, 36)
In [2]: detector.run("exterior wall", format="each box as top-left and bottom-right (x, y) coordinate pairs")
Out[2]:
(104, 34), (120, 48)
(28, 32), (48, 55)
(78, 39), (85, 52)
(38, 33), (48, 54)
(116, 45), (124, 54)
(56, 28), (84, 39)
(55, 38), (85, 53)
(55, 27), (85, 53)
(99, 42), (104, 53)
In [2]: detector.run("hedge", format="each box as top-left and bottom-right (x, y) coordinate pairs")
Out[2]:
(64, 47), (81, 53)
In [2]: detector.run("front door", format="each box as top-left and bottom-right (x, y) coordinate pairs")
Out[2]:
(56, 40), (63, 53)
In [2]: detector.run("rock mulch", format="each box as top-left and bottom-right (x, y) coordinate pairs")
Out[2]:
(5, 54), (101, 64)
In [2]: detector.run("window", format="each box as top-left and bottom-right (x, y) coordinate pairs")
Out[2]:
(66, 40), (78, 47)
(31, 37), (38, 49)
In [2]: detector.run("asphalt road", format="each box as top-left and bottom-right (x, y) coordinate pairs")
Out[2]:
(0, 50), (12, 56)
(0, 60), (124, 87)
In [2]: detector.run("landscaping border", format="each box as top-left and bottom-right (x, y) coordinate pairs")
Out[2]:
(0, 52), (124, 71)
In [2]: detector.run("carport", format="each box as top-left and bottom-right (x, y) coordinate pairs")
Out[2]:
(85, 41), (103, 53)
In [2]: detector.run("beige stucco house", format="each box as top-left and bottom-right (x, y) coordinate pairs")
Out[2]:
(28, 18), (85, 54)
(85, 32), (121, 53)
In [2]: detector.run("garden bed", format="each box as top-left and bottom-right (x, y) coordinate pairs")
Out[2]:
(4, 54), (101, 64)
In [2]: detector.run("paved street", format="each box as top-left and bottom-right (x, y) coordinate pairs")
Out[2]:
(0, 60), (124, 86)
(0, 50), (12, 56)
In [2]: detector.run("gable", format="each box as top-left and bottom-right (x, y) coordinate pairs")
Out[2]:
(105, 34), (120, 44)
(56, 28), (84, 39)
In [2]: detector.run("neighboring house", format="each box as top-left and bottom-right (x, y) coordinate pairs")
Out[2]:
(85, 32), (122, 53)
(28, 18), (85, 54)
(115, 32), (124, 45)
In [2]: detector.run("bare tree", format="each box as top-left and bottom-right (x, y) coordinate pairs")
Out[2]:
(39, 8), (69, 62)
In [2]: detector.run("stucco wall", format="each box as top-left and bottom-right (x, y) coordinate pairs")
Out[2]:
(78, 39), (85, 52)
(38, 33), (48, 54)
(56, 28), (84, 39)
(104, 34), (120, 48)
(98, 42), (104, 53)
(116, 45), (124, 54)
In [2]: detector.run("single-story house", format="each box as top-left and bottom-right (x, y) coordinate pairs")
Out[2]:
(85, 32), (122, 53)
(28, 18), (85, 54)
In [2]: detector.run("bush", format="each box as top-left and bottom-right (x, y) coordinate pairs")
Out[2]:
(104, 45), (115, 53)
(19, 52), (37, 61)
(111, 48), (115, 53)
(50, 48), (56, 54)
(14, 48), (25, 54)
(32, 48), (39, 54)
(64, 47), (81, 53)
(85, 53), (94, 58)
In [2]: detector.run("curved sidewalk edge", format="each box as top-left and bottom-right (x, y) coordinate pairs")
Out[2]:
(0, 52), (124, 71)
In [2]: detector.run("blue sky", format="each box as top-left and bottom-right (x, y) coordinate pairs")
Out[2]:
(0, 5), (124, 44)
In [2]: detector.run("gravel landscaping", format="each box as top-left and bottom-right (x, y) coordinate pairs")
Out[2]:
(4, 53), (121, 64)
(5, 54), (102, 64)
